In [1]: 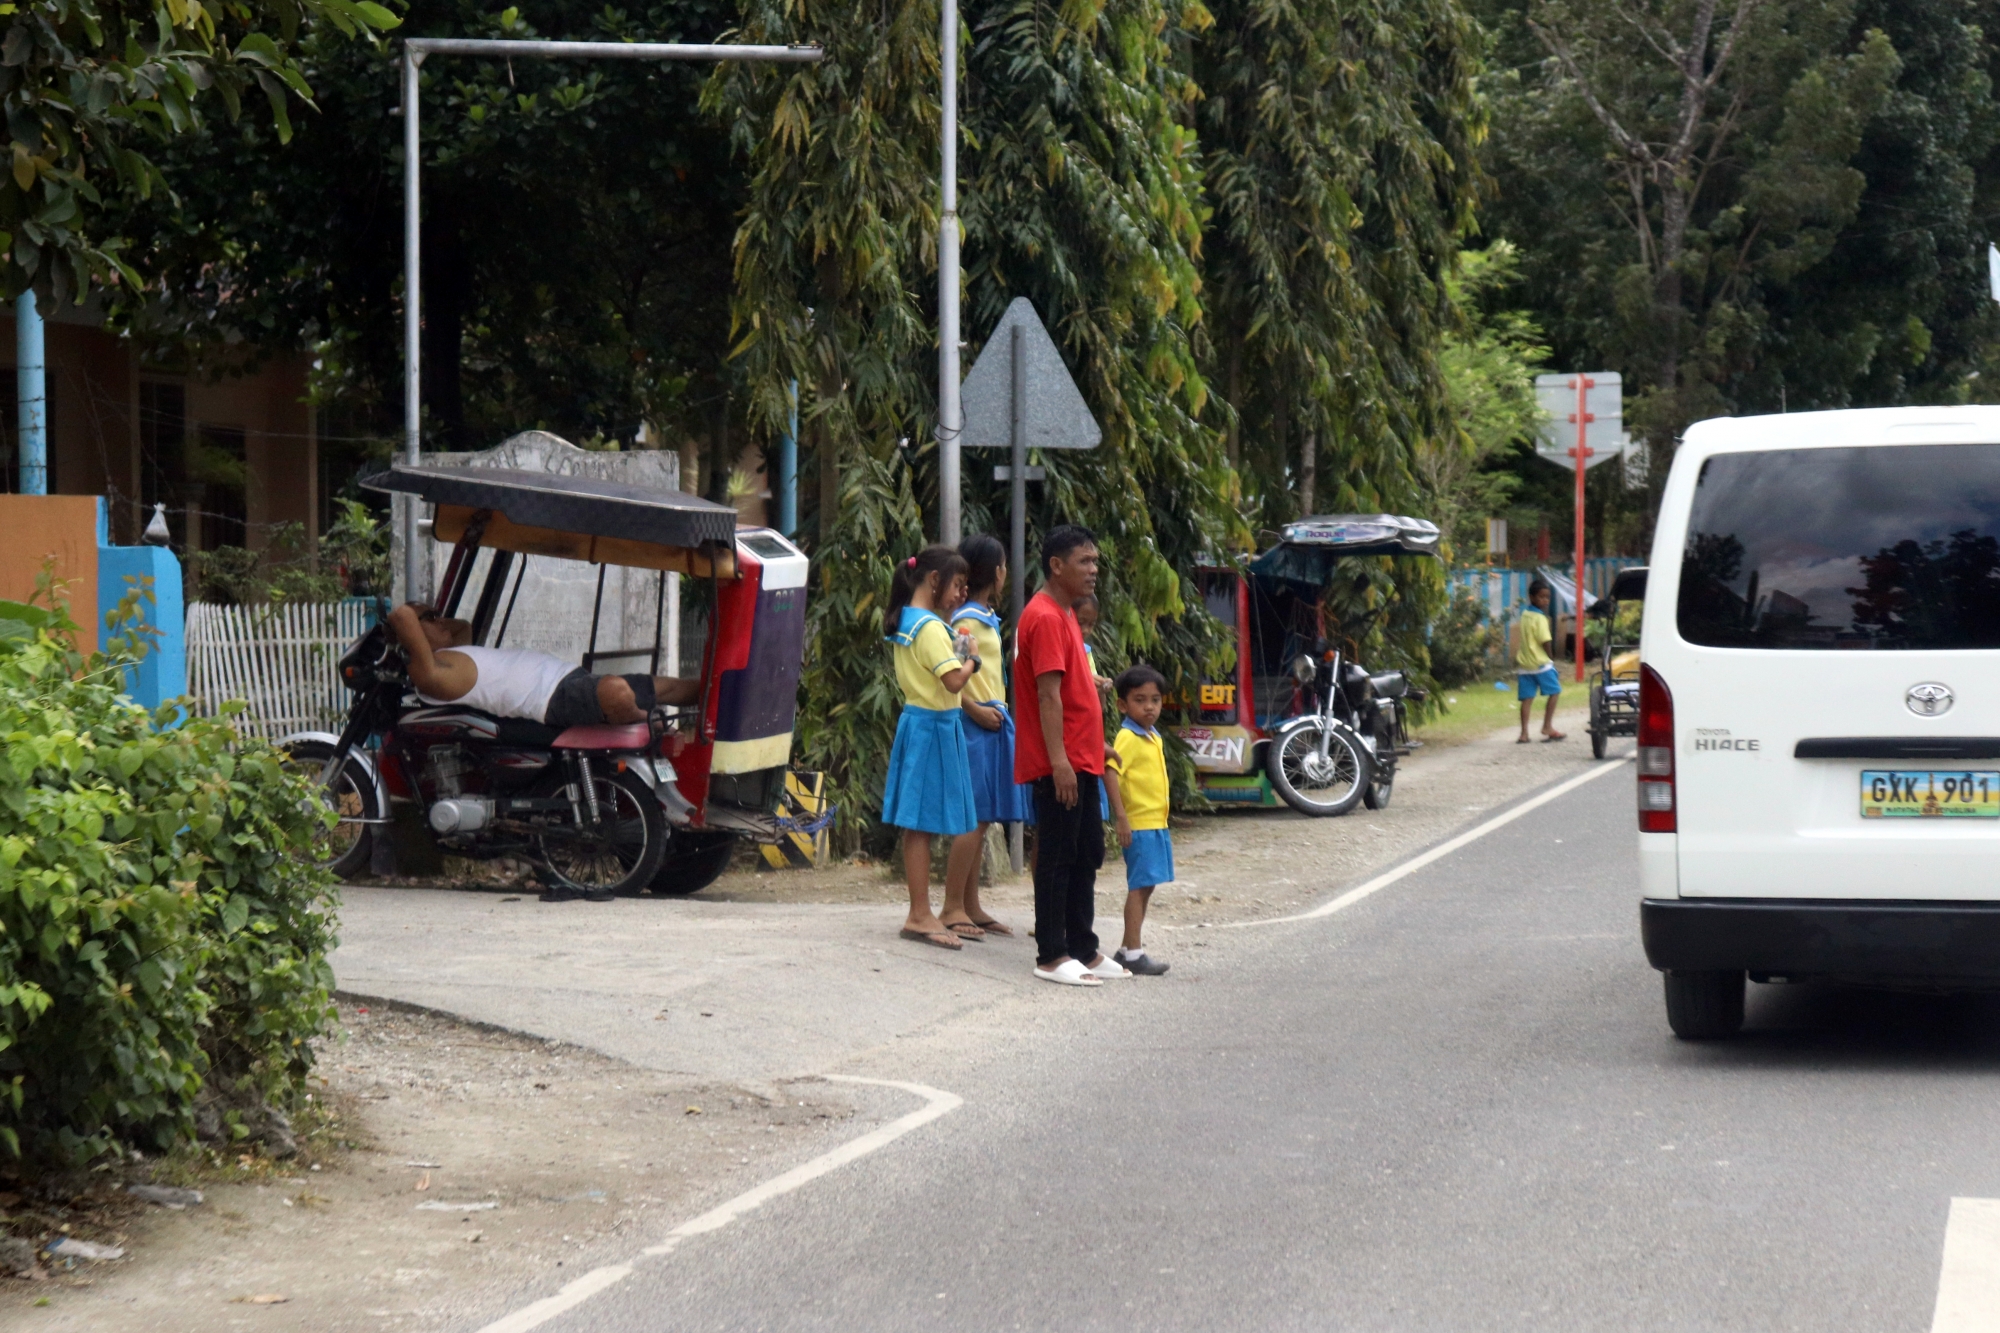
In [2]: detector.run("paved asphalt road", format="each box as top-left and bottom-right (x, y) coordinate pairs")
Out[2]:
(512, 757), (2000, 1332)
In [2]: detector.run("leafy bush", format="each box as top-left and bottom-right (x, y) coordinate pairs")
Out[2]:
(0, 590), (338, 1168)
(1428, 588), (1500, 687)
(187, 499), (390, 605)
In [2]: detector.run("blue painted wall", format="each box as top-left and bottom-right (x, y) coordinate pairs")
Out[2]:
(95, 500), (186, 709)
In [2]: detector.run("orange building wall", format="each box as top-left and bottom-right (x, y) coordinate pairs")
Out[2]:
(0, 495), (100, 651)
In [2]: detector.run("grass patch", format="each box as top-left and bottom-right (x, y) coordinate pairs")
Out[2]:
(1415, 676), (1578, 747)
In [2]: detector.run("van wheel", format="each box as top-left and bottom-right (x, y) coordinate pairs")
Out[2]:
(1663, 970), (1745, 1039)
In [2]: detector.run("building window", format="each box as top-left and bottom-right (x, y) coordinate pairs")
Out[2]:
(139, 381), (186, 542)
(190, 425), (246, 551)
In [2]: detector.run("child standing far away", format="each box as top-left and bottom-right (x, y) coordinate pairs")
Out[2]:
(1103, 664), (1173, 976)
(1015, 524), (1129, 985)
(1516, 578), (1566, 744)
(1072, 593), (1115, 697)
(942, 534), (1025, 939)
(881, 546), (980, 950)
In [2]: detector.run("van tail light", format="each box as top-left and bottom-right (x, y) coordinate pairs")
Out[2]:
(1637, 663), (1675, 833)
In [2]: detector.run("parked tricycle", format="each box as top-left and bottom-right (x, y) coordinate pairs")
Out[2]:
(1172, 515), (1439, 817)
(285, 463), (811, 896)
(1585, 564), (1647, 760)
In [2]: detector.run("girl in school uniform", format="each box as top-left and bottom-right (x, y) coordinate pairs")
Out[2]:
(882, 545), (980, 951)
(942, 535), (1026, 939)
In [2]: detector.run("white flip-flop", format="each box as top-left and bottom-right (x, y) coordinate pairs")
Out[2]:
(1086, 955), (1134, 980)
(1035, 959), (1103, 987)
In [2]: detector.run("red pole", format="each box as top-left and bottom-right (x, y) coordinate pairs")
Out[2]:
(1572, 375), (1592, 682)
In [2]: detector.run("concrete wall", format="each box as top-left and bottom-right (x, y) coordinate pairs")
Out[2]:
(0, 494), (101, 650)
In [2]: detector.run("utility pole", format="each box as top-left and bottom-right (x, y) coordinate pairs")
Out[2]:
(1570, 374), (1594, 684)
(936, 0), (962, 545)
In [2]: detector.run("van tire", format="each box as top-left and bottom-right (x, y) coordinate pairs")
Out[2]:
(1663, 970), (1745, 1039)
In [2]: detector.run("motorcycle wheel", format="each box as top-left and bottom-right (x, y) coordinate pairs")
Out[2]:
(532, 767), (669, 897)
(1362, 719), (1396, 810)
(647, 830), (739, 896)
(281, 739), (380, 881)
(1265, 721), (1371, 817)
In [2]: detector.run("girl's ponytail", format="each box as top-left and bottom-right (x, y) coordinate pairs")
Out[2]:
(886, 545), (971, 623)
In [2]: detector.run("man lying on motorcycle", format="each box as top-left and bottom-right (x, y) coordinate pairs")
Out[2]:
(386, 601), (703, 729)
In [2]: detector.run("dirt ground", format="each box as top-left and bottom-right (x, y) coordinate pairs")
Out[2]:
(1, 1003), (865, 1332)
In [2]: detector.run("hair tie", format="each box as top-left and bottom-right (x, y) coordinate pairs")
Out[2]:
(907, 556), (917, 567)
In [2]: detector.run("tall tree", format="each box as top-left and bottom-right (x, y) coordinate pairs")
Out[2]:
(1, 0), (398, 301)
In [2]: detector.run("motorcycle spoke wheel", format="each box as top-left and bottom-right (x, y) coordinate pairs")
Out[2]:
(534, 768), (667, 895)
(1267, 725), (1369, 816)
(280, 741), (379, 881)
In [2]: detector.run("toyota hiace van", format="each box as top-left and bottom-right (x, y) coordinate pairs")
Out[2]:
(1639, 408), (2000, 1037)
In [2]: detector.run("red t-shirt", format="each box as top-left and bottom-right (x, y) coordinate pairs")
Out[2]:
(1013, 590), (1105, 781)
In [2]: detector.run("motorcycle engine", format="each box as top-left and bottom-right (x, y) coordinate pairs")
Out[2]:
(430, 798), (495, 835)
(427, 744), (468, 797)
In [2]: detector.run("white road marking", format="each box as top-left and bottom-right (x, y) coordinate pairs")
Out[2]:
(1212, 757), (1634, 930)
(1932, 1198), (2000, 1332)
(471, 1076), (963, 1333)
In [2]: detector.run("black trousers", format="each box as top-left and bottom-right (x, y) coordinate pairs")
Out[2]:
(1032, 772), (1104, 966)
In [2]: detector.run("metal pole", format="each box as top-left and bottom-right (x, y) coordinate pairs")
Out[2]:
(402, 48), (424, 600)
(1572, 374), (1591, 683)
(16, 291), (44, 496)
(394, 38), (821, 602)
(936, 0), (961, 546)
(1008, 325), (1026, 875)
(1009, 323), (1026, 624)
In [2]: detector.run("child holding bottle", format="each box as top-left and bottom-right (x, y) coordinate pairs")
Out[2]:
(881, 545), (979, 951)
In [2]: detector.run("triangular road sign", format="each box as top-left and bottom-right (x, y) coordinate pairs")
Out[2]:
(959, 298), (1102, 451)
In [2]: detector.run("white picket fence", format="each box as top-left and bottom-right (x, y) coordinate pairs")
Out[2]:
(186, 600), (374, 741)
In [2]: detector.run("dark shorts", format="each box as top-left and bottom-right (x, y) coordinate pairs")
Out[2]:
(543, 669), (656, 729)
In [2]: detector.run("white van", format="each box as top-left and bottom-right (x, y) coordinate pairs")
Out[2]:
(1639, 407), (2000, 1038)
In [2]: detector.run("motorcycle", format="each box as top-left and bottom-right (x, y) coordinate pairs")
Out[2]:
(284, 462), (811, 898)
(1264, 640), (1425, 817)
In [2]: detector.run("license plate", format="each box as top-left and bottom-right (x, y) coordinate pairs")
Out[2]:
(1860, 770), (2000, 819)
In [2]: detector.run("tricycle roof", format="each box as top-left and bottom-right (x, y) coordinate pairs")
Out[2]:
(364, 464), (741, 570)
(1244, 514), (1441, 584)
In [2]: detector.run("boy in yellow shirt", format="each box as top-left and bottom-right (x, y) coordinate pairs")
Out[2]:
(1103, 664), (1173, 976)
(1515, 578), (1566, 743)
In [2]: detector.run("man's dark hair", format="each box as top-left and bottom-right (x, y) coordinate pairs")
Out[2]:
(1115, 663), (1168, 699)
(1041, 524), (1098, 576)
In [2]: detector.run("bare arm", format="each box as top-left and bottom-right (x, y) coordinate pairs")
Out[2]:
(1103, 759), (1132, 848)
(1037, 670), (1076, 807)
(386, 602), (476, 701)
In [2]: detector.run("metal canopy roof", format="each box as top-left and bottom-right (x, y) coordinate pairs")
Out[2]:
(1248, 514), (1442, 583)
(364, 465), (740, 550)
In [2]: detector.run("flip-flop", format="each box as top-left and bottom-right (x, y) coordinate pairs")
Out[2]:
(945, 921), (987, 940)
(900, 927), (963, 951)
(1515, 737), (1532, 744)
(1034, 958), (1102, 987)
(1543, 733), (1567, 742)
(970, 918), (1015, 937)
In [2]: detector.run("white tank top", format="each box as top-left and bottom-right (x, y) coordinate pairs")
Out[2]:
(418, 646), (578, 722)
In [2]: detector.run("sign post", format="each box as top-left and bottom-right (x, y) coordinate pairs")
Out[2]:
(958, 297), (1101, 868)
(1533, 371), (1624, 682)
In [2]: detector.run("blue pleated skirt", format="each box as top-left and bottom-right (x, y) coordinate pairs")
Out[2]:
(881, 705), (979, 835)
(961, 706), (1031, 825)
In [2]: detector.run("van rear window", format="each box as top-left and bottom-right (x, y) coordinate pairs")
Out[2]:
(1678, 444), (2000, 649)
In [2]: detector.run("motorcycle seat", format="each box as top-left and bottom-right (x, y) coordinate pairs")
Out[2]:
(551, 722), (654, 751)
(1368, 670), (1409, 699)
(494, 716), (564, 747)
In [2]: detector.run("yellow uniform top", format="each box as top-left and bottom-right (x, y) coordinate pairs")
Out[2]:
(1516, 608), (1553, 673)
(953, 604), (1007, 706)
(890, 608), (964, 711)
(1111, 719), (1171, 831)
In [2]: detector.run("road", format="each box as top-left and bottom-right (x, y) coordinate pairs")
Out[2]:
(479, 754), (2000, 1332)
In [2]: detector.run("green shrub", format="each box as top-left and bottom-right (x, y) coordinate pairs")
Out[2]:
(0, 590), (338, 1168)
(1428, 588), (1499, 687)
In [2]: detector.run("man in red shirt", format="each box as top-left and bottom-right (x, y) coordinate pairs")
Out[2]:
(1015, 524), (1128, 984)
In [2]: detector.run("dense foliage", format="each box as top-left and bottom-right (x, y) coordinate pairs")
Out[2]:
(0, 0), (397, 301)
(1475, 0), (2000, 550)
(0, 590), (338, 1168)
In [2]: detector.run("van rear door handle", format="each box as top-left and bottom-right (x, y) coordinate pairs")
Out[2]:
(1793, 737), (2000, 760)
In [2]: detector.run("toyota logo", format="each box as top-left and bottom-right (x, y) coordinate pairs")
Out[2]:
(1908, 682), (1955, 717)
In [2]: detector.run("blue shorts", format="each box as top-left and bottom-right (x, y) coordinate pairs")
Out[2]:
(1517, 666), (1562, 700)
(1124, 827), (1174, 890)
